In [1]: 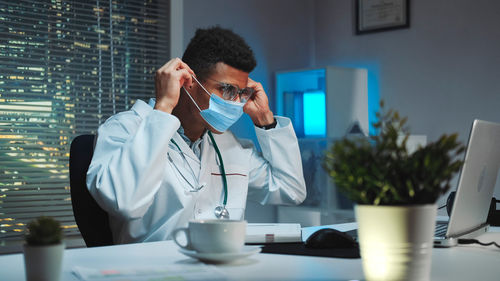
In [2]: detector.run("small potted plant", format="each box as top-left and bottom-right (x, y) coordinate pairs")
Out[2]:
(323, 102), (464, 281)
(23, 216), (65, 281)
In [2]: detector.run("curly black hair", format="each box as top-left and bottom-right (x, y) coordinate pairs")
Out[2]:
(182, 26), (257, 81)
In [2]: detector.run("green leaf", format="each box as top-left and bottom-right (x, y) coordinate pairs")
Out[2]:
(321, 100), (465, 205)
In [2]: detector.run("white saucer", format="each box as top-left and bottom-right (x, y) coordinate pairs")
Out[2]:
(179, 246), (261, 263)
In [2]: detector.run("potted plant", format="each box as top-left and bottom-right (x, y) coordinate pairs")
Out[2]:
(323, 102), (465, 281)
(23, 216), (65, 281)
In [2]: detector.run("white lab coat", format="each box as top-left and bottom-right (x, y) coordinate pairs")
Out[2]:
(86, 99), (306, 244)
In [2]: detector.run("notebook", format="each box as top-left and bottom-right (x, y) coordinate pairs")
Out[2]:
(434, 119), (500, 247)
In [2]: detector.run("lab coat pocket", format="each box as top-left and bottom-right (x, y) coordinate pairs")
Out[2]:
(210, 164), (249, 212)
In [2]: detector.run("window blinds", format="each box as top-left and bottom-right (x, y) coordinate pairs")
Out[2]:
(0, 0), (170, 243)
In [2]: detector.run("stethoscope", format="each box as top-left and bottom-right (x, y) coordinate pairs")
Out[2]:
(168, 131), (229, 219)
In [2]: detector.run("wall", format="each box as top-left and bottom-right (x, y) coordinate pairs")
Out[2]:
(182, 0), (315, 222)
(180, 0), (500, 220)
(183, 0), (315, 109)
(314, 0), (500, 205)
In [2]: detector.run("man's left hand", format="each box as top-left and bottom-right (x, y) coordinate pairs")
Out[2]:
(244, 78), (275, 127)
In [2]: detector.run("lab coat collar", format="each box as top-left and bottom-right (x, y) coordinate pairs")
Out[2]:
(131, 99), (155, 119)
(169, 133), (201, 164)
(147, 98), (156, 108)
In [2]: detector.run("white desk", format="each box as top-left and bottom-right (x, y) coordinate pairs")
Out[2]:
(1, 224), (499, 281)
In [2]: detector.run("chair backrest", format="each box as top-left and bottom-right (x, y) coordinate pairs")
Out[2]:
(69, 134), (114, 247)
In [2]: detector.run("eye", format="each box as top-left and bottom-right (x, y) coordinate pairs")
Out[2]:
(219, 84), (232, 91)
(240, 88), (255, 98)
(220, 84), (237, 100)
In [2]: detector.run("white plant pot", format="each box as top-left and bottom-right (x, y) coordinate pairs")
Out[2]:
(23, 243), (65, 281)
(355, 204), (437, 281)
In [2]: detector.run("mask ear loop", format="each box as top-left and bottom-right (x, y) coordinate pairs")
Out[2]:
(182, 86), (203, 112)
(191, 75), (212, 97)
(182, 75), (212, 112)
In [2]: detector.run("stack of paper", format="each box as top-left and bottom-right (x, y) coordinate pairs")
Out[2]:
(245, 223), (302, 244)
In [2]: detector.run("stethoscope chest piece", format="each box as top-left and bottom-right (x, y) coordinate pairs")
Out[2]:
(214, 205), (230, 219)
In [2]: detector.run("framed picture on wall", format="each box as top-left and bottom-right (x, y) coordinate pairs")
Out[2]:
(355, 0), (410, 34)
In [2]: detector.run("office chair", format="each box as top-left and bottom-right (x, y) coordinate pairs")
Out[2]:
(69, 134), (114, 247)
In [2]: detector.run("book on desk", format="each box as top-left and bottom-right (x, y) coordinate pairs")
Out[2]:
(245, 223), (302, 244)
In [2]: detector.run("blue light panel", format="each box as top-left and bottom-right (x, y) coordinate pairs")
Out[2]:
(303, 91), (326, 136)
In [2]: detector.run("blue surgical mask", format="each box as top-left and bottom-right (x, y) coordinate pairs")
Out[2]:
(183, 76), (244, 132)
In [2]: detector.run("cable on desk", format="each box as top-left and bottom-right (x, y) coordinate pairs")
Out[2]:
(458, 239), (500, 248)
(437, 205), (447, 210)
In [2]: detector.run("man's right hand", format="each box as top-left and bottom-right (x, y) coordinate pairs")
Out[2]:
(154, 58), (195, 113)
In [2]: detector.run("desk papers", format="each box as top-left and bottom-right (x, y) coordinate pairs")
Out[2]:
(245, 223), (302, 244)
(72, 264), (227, 281)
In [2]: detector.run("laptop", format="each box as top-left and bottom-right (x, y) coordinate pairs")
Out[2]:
(434, 119), (500, 247)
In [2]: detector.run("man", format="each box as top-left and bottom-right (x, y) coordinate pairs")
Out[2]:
(87, 27), (306, 244)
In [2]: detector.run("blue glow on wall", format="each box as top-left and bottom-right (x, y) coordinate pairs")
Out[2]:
(366, 66), (380, 136)
(303, 91), (326, 136)
(276, 66), (379, 137)
(277, 69), (325, 138)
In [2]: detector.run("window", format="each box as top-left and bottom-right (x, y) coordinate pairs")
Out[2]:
(0, 0), (170, 246)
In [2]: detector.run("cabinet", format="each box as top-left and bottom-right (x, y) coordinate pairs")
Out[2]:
(275, 66), (369, 225)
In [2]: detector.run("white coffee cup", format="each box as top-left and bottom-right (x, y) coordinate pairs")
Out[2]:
(172, 219), (247, 253)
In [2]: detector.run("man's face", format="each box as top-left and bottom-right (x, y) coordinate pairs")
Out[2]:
(196, 62), (250, 108)
(186, 62), (249, 133)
